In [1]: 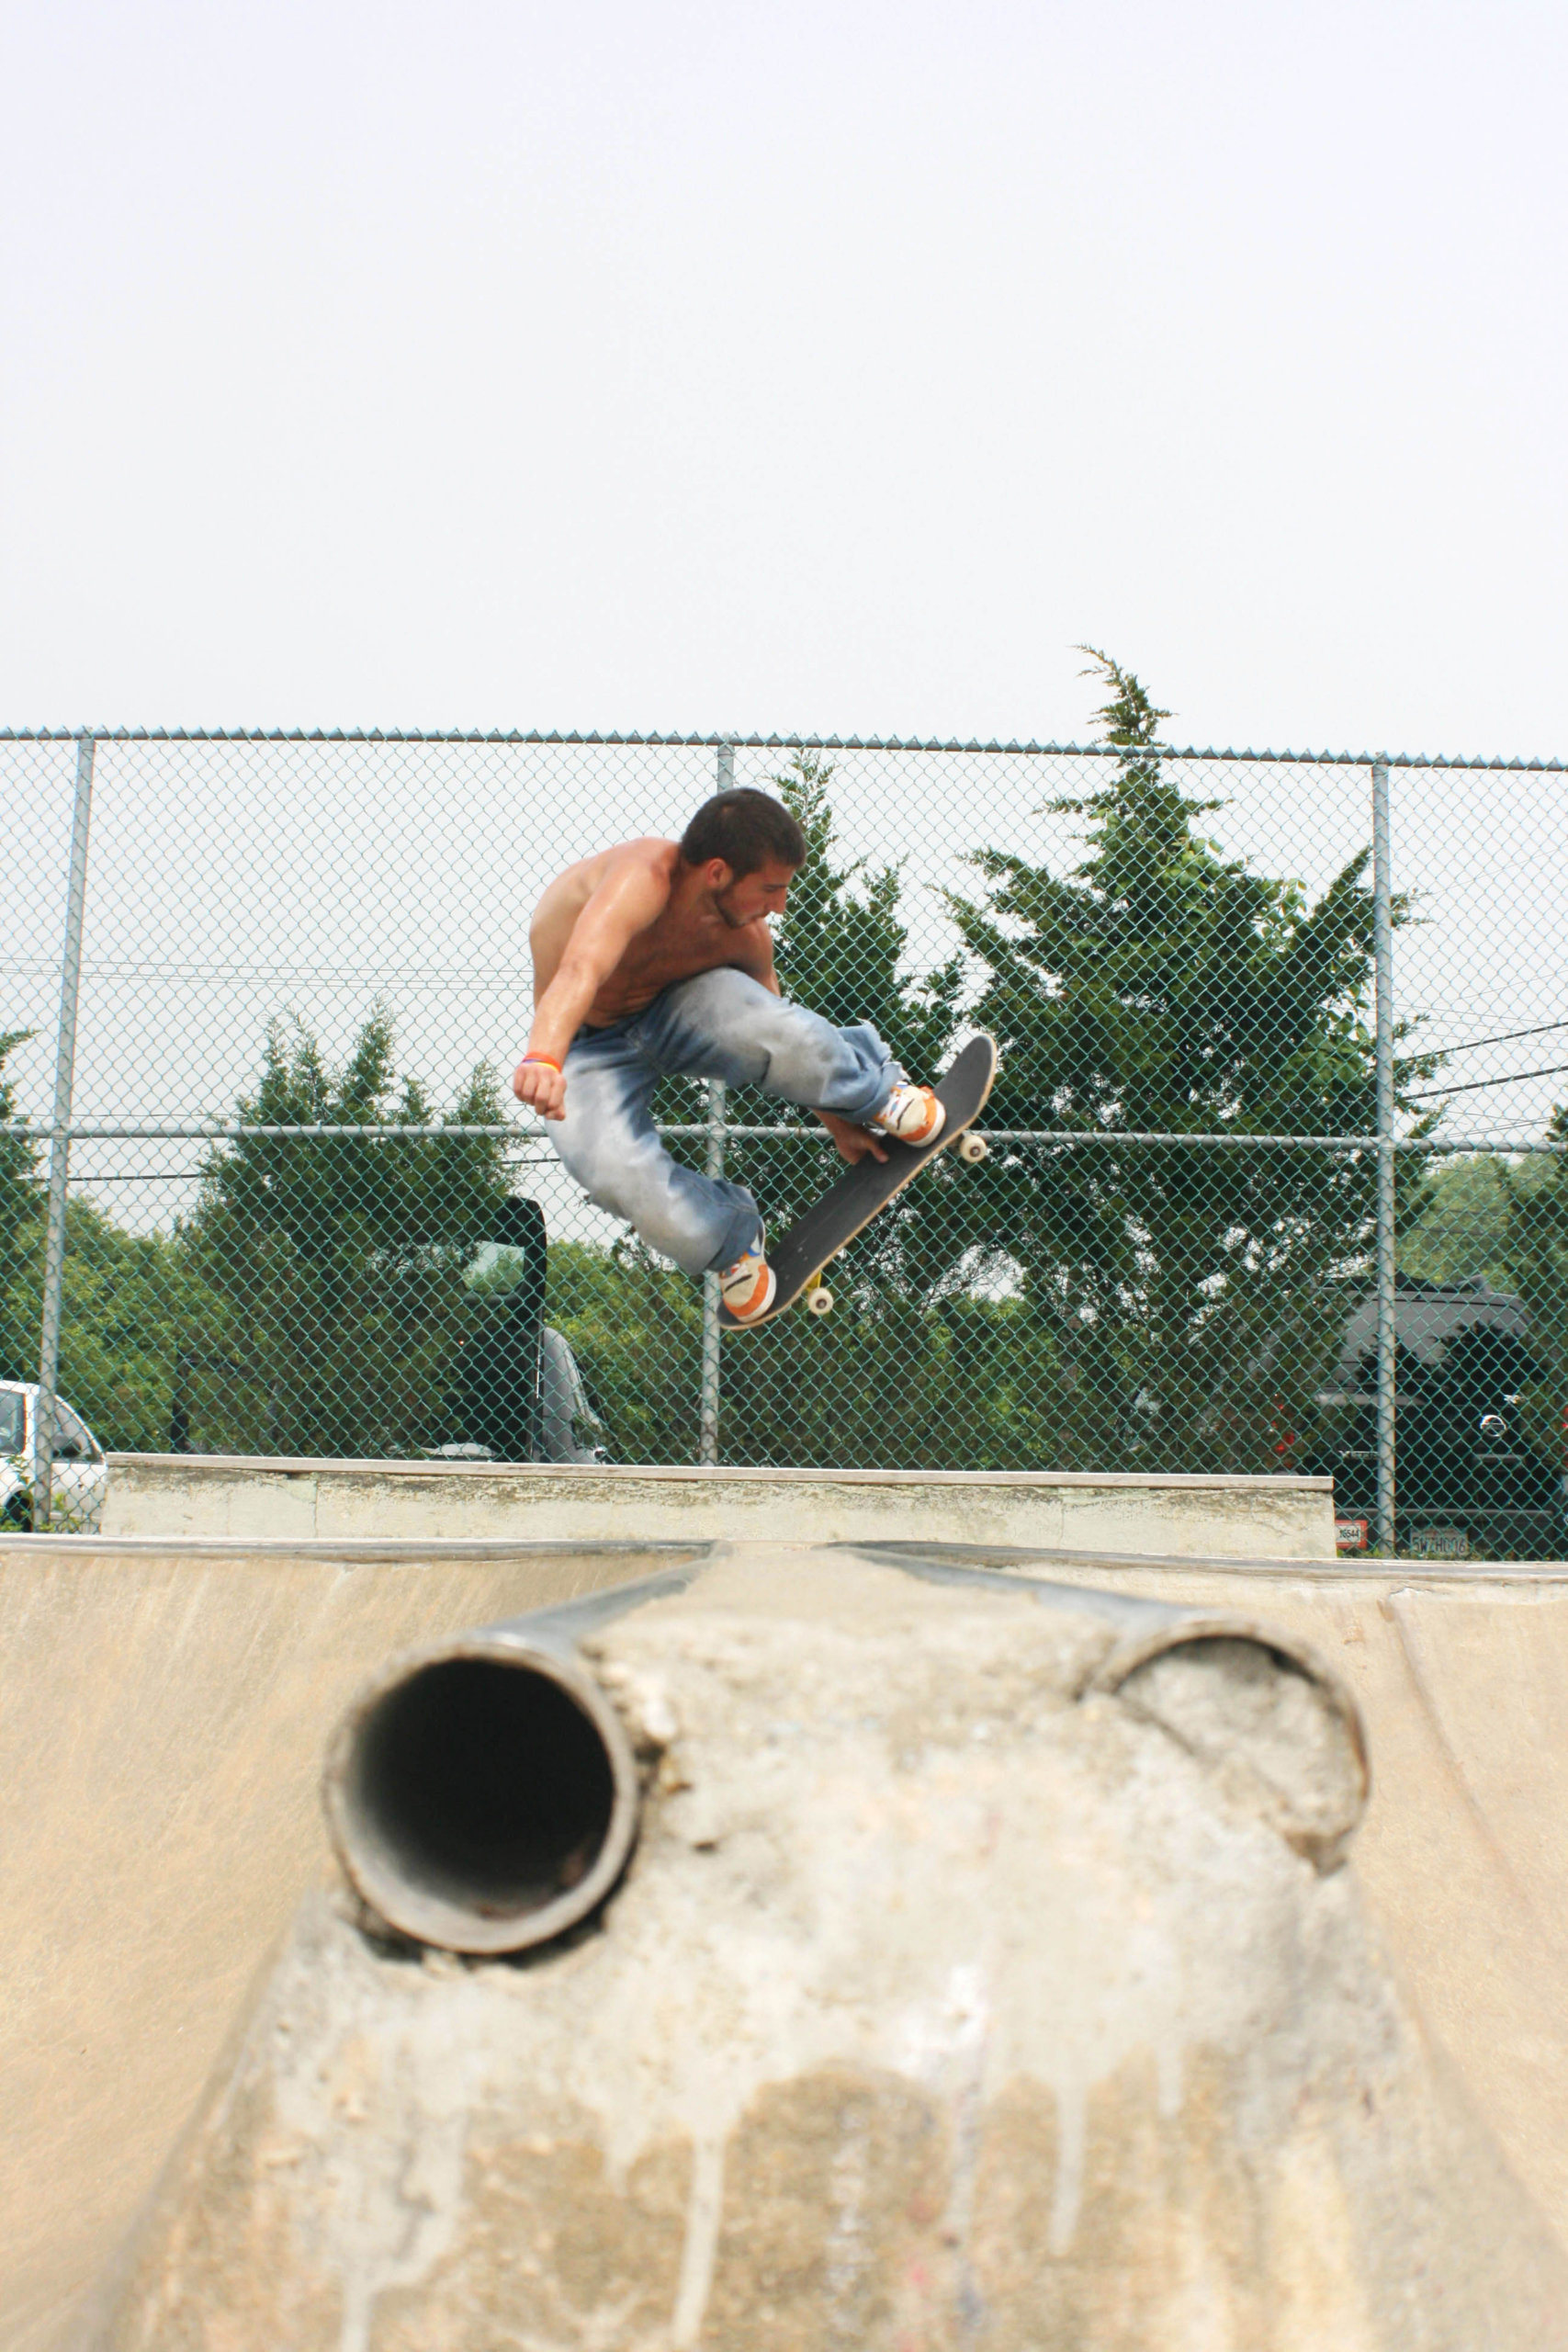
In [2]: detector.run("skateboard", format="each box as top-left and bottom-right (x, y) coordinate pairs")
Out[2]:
(718, 1034), (999, 1330)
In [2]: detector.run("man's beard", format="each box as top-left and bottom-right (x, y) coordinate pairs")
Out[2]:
(714, 882), (753, 928)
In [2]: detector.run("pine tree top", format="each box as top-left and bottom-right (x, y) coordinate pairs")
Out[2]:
(1077, 645), (1170, 750)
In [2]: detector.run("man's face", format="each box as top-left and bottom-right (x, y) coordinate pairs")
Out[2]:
(710, 857), (797, 927)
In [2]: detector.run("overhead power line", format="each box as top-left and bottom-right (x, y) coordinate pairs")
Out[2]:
(1436, 1016), (1568, 1056)
(1406, 1060), (1568, 1102)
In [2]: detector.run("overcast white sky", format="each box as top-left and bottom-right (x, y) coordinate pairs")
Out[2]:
(2, 0), (1564, 754)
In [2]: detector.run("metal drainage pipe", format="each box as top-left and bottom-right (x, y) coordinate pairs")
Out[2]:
(322, 1634), (639, 1956)
(320, 1568), (713, 1956)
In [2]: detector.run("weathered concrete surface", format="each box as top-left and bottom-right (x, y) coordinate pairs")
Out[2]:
(862, 1541), (1568, 2266)
(102, 1452), (1337, 1558)
(9, 1532), (1568, 2346)
(0, 1535), (706, 2352)
(75, 1555), (1568, 2348)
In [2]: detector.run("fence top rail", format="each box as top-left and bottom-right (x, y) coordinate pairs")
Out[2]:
(5, 1122), (1566, 1153)
(0, 727), (1562, 771)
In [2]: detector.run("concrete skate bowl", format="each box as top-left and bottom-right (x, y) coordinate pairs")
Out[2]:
(856, 1536), (1568, 2267)
(52, 1545), (1568, 2348)
(0, 1533), (709, 2352)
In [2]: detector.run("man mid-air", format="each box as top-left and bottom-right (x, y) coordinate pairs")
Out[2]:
(512, 786), (943, 1322)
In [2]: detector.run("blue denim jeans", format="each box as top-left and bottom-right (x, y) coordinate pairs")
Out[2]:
(551, 967), (904, 1276)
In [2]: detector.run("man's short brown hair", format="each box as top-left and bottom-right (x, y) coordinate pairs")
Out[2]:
(679, 788), (807, 877)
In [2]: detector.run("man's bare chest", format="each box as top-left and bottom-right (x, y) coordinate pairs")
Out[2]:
(591, 912), (759, 1018)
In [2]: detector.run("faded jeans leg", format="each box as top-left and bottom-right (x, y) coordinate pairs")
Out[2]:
(551, 1023), (763, 1278)
(635, 968), (902, 1122)
(549, 970), (905, 1278)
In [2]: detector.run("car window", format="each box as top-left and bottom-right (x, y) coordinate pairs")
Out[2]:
(49, 1400), (96, 1461)
(0, 1391), (24, 1454)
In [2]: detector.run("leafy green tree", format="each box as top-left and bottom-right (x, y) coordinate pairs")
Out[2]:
(0, 1029), (42, 1380)
(543, 1233), (1089, 1471)
(714, 1286), (1083, 1470)
(180, 1008), (511, 1456)
(48, 1202), (209, 1449)
(544, 1238), (703, 1463)
(0, 1026), (220, 1454)
(0, 1027), (230, 1451)
(946, 650), (1441, 1471)
(1398, 1154), (1555, 1290)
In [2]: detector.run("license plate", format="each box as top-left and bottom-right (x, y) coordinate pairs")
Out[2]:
(1408, 1527), (1471, 1560)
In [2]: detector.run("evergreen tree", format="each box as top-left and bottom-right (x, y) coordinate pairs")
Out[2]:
(947, 650), (1440, 1469)
(768, 749), (962, 1080)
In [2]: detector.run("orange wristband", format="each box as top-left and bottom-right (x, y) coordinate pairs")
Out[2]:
(522, 1053), (562, 1074)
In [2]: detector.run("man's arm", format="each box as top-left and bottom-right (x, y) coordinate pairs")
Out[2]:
(513, 864), (669, 1118)
(735, 918), (782, 995)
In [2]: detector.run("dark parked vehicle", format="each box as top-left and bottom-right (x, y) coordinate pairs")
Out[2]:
(446, 1197), (610, 1465)
(1305, 1276), (1565, 1558)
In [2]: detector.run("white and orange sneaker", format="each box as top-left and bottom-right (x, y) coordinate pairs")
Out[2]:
(719, 1229), (776, 1322)
(874, 1082), (946, 1147)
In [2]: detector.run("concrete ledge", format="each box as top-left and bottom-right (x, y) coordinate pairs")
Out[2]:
(12, 1532), (712, 1566)
(102, 1452), (1337, 1559)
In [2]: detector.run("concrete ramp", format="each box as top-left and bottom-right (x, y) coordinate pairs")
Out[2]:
(5, 1529), (1568, 2344)
(860, 1542), (1568, 2252)
(99, 1453), (1337, 1558)
(0, 1535), (706, 2352)
(68, 1549), (1568, 2347)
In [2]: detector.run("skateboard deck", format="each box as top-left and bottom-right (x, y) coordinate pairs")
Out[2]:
(719, 1034), (998, 1330)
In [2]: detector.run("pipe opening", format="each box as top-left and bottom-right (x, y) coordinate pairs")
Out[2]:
(345, 1656), (618, 1927)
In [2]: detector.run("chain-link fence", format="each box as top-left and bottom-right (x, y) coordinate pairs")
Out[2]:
(2, 720), (1565, 1556)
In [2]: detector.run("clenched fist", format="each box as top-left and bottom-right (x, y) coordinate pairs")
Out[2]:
(513, 1057), (568, 1120)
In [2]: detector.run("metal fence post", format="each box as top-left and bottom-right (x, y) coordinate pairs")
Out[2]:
(697, 743), (736, 1464)
(35, 730), (96, 1527)
(1371, 756), (1396, 1556)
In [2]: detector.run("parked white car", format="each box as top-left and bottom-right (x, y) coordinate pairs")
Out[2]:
(536, 1326), (611, 1464)
(0, 1382), (110, 1532)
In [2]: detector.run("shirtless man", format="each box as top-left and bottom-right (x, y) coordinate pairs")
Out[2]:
(513, 787), (943, 1321)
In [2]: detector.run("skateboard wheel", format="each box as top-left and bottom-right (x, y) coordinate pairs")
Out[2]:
(958, 1133), (989, 1163)
(807, 1286), (834, 1316)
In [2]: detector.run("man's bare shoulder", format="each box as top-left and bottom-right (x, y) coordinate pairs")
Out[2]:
(533, 838), (677, 917)
(589, 836), (681, 881)
(547, 837), (678, 899)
